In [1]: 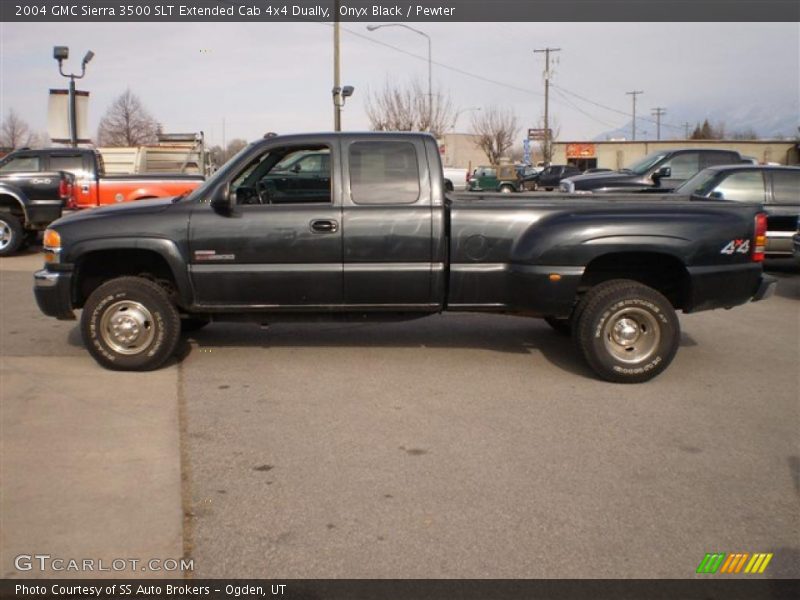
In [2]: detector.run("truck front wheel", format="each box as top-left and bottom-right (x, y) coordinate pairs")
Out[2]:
(81, 276), (181, 371)
(0, 213), (24, 257)
(575, 280), (680, 383)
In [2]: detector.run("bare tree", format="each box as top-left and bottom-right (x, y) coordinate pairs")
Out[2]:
(97, 90), (160, 146)
(209, 138), (249, 168)
(365, 79), (456, 139)
(470, 106), (519, 165)
(0, 109), (33, 148)
(730, 127), (759, 140)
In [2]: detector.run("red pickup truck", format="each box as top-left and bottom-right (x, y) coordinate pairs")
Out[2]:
(0, 147), (203, 209)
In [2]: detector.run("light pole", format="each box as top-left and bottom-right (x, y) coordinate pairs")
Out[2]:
(367, 24), (432, 126)
(53, 46), (94, 147)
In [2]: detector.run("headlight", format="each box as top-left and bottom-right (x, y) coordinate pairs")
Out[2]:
(43, 229), (61, 263)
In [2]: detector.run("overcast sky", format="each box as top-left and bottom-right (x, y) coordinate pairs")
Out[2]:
(0, 21), (797, 146)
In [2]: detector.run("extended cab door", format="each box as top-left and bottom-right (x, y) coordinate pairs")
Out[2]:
(188, 140), (343, 306)
(340, 137), (437, 307)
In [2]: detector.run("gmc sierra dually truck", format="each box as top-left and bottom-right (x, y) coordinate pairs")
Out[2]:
(33, 133), (776, 383)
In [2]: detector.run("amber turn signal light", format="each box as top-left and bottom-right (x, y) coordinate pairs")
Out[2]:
(43, 229), (61, 249)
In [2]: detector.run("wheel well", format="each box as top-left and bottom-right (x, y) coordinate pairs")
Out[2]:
(0, 195), (25, 221)
(74, 249), (178, 308)
(580, 252), (690, 309)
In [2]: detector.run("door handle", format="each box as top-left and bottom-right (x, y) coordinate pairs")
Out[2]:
(310, 219), (338, 233)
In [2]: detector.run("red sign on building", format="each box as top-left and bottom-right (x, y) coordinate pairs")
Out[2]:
(566, 143), (596, 158)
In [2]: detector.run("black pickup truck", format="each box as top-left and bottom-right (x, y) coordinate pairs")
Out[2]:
(560, 148), (743, 193)
(0, 170), (73, 256)
(33, 133), (775, 383)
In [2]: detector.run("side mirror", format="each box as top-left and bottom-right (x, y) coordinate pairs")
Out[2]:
(653, 166), (671, 180)
(708, 191), (724, 200)
(291, 164), (302, 173)
(210, 184), (235, 213)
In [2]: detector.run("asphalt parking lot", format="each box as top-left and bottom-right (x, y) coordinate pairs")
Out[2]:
(1, 249), (798, 579)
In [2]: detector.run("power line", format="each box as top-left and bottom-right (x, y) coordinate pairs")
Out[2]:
(551, 84), (685, 132)
(551, 88), (619, 129)
(212, 8), (684, 138)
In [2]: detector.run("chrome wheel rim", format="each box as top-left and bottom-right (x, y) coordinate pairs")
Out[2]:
(99, 300), (155, 355)
(0, 222), (11, 251)
(602, 307), (660, 364)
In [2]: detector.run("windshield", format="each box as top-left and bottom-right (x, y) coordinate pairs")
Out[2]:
(674, 168), (720, 196)
(623, 151), (668, 175)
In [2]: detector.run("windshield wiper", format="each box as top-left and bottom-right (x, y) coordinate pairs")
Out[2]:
(172, 192), (189, 203)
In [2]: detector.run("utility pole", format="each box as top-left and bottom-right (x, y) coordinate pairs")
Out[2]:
(626, 90), (643, 141)
(333, 0), (341, 131)
(651, 107), (667, 140)
(534, 47), (560, 164)
(683, 121), (691, 139)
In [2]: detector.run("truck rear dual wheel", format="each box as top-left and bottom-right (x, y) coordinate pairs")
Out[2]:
(574, 280), (680, 383)
(81, 276), (181, 371)
(0, 213), (24, 257)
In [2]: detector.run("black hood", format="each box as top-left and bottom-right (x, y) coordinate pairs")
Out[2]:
(52, 198), (175, 228)
(566, 171), (651, 190)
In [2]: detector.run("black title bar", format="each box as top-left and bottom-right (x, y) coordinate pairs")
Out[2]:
(2, 0), (799, 22)
(3, 579), (800, 600)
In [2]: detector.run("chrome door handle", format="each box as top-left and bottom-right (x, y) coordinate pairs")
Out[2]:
(310, 219), (338, 233)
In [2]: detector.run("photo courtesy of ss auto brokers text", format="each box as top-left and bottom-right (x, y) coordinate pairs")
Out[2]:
(1, 1), (798, 599)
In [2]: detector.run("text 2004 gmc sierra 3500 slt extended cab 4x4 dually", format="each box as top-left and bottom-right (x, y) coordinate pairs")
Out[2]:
(33, 133), (776, 383)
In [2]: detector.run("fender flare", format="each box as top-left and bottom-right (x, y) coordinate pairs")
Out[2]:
(0, 184), (30, 223)
(69, 237), (194, 306)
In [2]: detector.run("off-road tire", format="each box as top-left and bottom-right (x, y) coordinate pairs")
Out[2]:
(0, 212), (24, 257)
(575, 279), (680, 383)
(81, 276), (180, 371)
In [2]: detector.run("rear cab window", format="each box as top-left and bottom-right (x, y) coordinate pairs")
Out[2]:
(348, 141), (420, 205)
(48, 154), (86, 178)
(770, 170), (800, 205)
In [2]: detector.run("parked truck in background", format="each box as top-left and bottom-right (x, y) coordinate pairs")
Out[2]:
(98, 132), (211, 177)
(560, 148), (743, 193)
(0, 147), (203, 209)
(0, 169), (73, 256)
(34, 133), (775, 383)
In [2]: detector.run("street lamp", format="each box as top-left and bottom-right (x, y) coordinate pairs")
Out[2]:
(53, 46), (94, 147)
(332, 85), (355, 131)
(366, 24), (432, 125)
